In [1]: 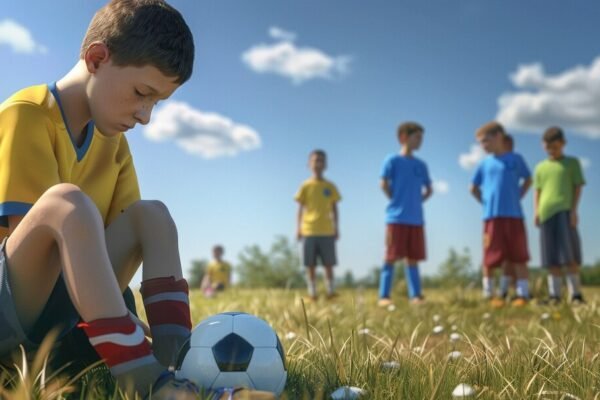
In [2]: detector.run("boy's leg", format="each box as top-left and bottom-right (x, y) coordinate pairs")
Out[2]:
(547, 267), (562, 299)
(482, 219), (503, 299)
(482, 264), (494, 299)
(405, 225), (425, 302)
(509, 219), (530, 302)
(320, 236), (337, 298)
(5, 184), (162, 395)
(306, 266), (317, 299)
(404, 259), (422, 301)
(302, 237), (317, 299)
(540, 212), (565, 301)
(379, 224), (407, 302)
(103, 200), (191, 368)
(559, 211), (584, 301)
(378, 262), (395, 300)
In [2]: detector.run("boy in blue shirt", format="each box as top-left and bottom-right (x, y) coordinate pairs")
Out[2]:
(377, 122), (432, 306)
(470, 122), (532, 307)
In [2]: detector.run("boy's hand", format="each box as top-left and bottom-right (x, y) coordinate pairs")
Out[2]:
(534, 214), (540, 227)
(570, 211), (578, 227)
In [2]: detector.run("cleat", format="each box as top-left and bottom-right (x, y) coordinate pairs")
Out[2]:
(490, 297), (505, 309)
(511, 297), (528, 307)
(571, 294), (586, 305)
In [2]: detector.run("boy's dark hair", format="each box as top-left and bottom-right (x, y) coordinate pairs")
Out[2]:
(543, 126), (565, 143)
(310, 149), (327, 159)
(397, 122), (424, 138)
(81, 0), (194, 84)
(504, 134), (514, 150)
(213, 245), (224, 253)
(476, 121), (505, 139)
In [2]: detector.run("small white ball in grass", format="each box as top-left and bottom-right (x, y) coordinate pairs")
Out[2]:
(432, 325), (444, 334)
(482, 312), (491, 320)
(541, 312), (551, 321)
(432, 314), (441, 322)
(448, 351), (462, 360)
(285, 332), (297, 340)
(387, 304), (396, 312)
(358, 328), (370, 335)
(330, 386), (366, 399)
(381, 361), (400, 370)
(449, 332), (461, 342)
(452, 383), (475, 397)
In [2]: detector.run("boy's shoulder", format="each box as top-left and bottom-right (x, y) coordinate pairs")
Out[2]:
(1, 84), (51, 111)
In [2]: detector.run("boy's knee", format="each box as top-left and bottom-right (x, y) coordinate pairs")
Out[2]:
(129, 200), (174, 226)
(41, 184), (98, 217)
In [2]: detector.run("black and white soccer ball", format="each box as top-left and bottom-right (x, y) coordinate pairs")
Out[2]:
(175, 312), (287, 395)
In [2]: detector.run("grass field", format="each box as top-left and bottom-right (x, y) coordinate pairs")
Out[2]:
(1, 287), (599, 399)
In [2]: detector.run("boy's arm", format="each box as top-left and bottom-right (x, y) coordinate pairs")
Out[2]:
(520, 177), (532, 198)
(380, 179), (392, 199)
(422, 185), (433, 202)
(570, 185), (583, 227)
(533, 189), (541, 227)
(469, 184), (482, 203)
(296, 203), (304, 241)
(332, 202), (339, 240)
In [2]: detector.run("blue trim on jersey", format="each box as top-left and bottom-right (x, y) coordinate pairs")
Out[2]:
(48, 82), (94, 162)
(0, 202), (33, 227)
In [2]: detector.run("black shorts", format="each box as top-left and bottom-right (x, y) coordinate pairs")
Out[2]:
(540, 211), (582, 267)
(0, 237), (80, 360)
(302, 236), (337, 267)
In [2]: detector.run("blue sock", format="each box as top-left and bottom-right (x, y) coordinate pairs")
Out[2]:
(379, 263), (394, 299)
(405, 265), (421, 298)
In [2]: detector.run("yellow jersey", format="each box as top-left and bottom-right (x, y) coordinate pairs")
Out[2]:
(206, 260), (232, 287)
(295, 178), (341, 236)
(0, 84), (140, 238)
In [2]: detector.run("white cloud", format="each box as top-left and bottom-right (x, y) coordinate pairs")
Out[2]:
(580, 157), (591, 169)
(432, 180), (450, 195)
(144, 101), (261, 159)
(268, 26), (296, 42)
(496, 57), (600, 139)
(459, 144), (486, 170)
(242, 28), (351, 84)
(0, 19), (47, 54)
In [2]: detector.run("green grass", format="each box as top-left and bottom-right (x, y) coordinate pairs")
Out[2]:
(1, 287), (600, 399)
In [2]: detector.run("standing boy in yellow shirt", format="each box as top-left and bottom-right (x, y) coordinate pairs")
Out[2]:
(295, 150), (341, 301)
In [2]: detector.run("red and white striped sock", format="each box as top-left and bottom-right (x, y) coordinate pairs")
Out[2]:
(141, 276), (192, 367)
(79, 315), (163, 395)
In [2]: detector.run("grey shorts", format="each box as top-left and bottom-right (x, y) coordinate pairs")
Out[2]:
(540, 211), (582, 268)
(0, 238), (79, 361)
(302, 236), (337, 267)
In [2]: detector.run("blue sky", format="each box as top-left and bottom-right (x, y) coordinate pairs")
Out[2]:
(1, 1), (599, 286)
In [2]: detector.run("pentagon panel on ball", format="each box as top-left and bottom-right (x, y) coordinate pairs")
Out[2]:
(176, 312), (287, 396)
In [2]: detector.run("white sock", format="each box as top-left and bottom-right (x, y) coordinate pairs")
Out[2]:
(547, 275), (562, 298)
(516, 279), (529, 299)
(482, 277), (493, 298)
(326, 278), (334, 295)
(566, 274), (581, 297)
(499, 275), (511, 297)
(307, 280), (316, 297)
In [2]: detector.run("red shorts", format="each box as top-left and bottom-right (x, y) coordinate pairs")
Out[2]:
(483, 218), (529, 267)
(385, 224), (426, 262)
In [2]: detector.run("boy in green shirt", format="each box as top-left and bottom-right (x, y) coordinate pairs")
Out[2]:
(534, 127), (586, 304)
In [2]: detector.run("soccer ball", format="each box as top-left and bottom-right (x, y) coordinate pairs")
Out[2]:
(175, 312), (287, 395)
